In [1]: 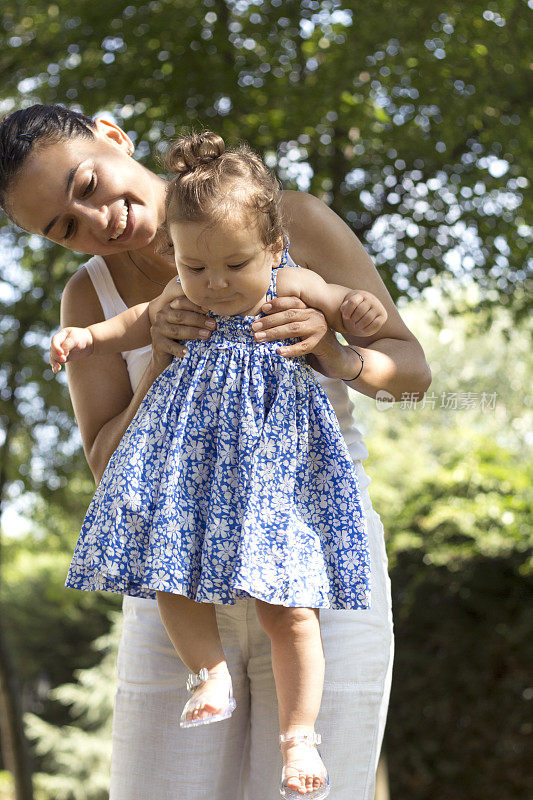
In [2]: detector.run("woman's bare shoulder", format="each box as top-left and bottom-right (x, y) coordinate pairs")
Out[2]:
(280, 190), (420, 345)
(60, 264), (106, 328)
(281, 190), (366, 273)
(280, 190), (323, 266)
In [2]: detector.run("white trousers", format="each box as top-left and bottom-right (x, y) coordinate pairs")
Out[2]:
(109, 461), (394, 800)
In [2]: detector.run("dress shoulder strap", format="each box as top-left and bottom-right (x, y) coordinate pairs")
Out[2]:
(265, 239), (301, 302)
(83, 255), (128, 320)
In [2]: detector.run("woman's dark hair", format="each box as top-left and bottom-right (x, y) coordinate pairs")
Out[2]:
(163, 130), (284, 252)
(0, 104), (95, 218)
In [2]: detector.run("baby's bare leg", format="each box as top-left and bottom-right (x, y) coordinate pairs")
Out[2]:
(156, 591), (231, 723)
(156, 591), (225, 672)
(255, 600), (327, 794)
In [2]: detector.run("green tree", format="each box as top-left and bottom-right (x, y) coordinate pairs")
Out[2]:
(0, 0), (530, 311)
(2, 533), (119, 724)
(384, 451), (532, 799)
(25, 616), (119, 800)
(350, 283), (532, 798)
(0, 2), (530, 796)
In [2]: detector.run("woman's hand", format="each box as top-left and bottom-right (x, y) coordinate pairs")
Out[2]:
(149, 281), (217, 373)
(253, 295), (367, 381)
(251, 296), (328, 357)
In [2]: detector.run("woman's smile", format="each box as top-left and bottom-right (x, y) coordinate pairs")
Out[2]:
(108, 199), (135, 243)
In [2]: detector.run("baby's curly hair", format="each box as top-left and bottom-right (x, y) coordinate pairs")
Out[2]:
(161, 131), (284, 252)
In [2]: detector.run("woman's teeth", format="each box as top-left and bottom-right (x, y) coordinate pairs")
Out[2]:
(110, 204), (129, 239)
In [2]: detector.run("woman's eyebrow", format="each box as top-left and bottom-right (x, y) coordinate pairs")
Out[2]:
(42, 162), (82, 236)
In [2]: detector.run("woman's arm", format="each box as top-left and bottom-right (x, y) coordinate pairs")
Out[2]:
(256, 191), (432, 400)
(60, 268), (211, 483)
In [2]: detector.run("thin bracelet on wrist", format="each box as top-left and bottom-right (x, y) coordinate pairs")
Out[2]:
(342, 346), (364, 382)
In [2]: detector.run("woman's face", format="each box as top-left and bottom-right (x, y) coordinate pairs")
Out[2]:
(6, 119), (167, 256)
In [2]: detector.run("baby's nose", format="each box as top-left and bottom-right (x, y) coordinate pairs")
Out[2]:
(208, 275), (229, 289)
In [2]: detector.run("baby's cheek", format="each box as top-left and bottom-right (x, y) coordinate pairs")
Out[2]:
(179, 280), (200, 304)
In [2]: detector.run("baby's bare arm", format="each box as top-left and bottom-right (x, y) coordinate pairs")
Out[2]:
(49, 302), (151, 373)
(88, 302), (151, 354)
(52, 278), (181, 370)
(90, 275), (183, 352)
(88, 277), (183, 353)
(276, 267), (387, 338)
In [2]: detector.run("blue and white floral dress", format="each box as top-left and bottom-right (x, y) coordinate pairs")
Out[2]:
(66, 260), (371, 610)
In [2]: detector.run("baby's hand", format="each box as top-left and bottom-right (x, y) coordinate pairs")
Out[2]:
(340, 290), (388, 337)
(49, 327), (94, 374)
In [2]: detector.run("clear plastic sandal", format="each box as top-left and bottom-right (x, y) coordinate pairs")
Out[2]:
(179, 667), (237, 729)
(279, 731), (330, 799)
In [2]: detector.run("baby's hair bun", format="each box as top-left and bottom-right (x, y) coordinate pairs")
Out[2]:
(165, 131), (225, 175)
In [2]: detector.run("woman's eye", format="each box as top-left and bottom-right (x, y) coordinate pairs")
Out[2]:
(82, 174), (96, 196)
(63, 221), (75, 240)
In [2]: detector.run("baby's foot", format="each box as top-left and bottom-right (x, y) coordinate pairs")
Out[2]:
(180, 667), (236, 727)
(185, 674), (228, 722)
(281, 730), (328, 796)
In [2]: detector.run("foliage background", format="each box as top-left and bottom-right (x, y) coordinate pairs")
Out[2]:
(0, 1), (531, 798)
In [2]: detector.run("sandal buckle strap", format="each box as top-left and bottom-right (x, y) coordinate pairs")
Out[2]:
(279, 731), (322, 746)
(186, 667), (209, 693)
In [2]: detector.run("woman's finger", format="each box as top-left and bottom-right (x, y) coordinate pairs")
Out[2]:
(253, 308), (327, 342)
(168, 313), (215, 331)
(160, 339), (188, 358)
(169, 295), (205, 311)
(151, 331), (188, 358)
(152, 321), (213, 342)
(261, 295), (308, 314)
(252, 307), (314, 333)
(276, 331), (325, 358)
(254, 320), (320, 343)
(155, 307), (216, 330)
(155, 308), (207, 326)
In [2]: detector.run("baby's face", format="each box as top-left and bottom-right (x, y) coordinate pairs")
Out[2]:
(169, 216), (282, 317)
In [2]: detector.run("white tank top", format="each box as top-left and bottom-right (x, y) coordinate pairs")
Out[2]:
(84, 255), (369, 463)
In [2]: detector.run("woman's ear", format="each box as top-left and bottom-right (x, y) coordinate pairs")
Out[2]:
(153, 225), (175, 257)
(93, 117), (134, 155)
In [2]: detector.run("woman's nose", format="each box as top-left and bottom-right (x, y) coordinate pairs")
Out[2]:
(73, 200), (110, 233)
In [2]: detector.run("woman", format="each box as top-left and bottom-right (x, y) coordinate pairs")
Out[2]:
(0, 105), (431, 799)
